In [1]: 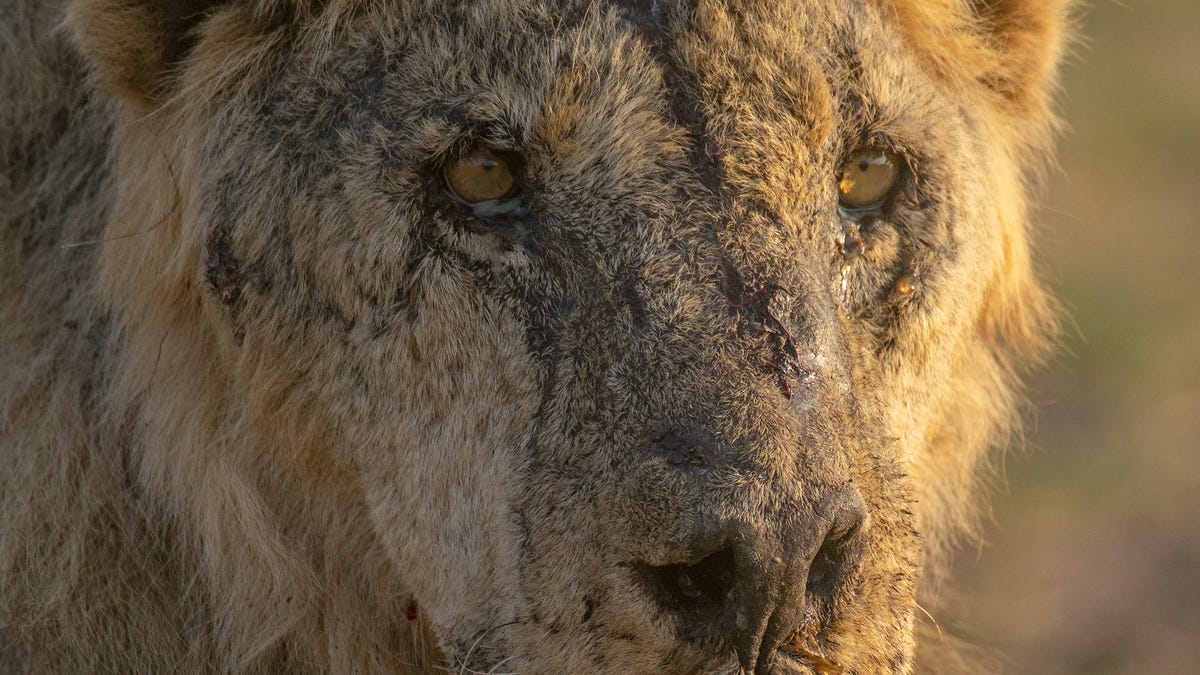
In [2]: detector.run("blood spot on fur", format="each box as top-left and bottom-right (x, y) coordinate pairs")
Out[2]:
(406, 599), (419, 621)
(777, 374), (794, 398)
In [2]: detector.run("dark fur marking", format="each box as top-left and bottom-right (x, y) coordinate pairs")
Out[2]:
(581, 597), (597, 623)
(204, 221), (245, 340)
(354, 47), (388, 102)
(505, 279), (572, 473)
(159, 1), (230, 78)
(612, 0), (725, 195)
(619, 270), (649, 329)
(392, 234), (433, 324)
(649, 426), (723, 469)
(116, 408), (144, 506)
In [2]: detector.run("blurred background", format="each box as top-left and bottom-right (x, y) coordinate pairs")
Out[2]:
(954, 1), (1200, 673)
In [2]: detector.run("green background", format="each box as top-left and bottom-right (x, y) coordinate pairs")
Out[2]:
(955, 1), (1200, 672)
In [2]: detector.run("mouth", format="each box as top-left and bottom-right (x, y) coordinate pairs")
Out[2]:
(721, 617), (845, 675)
(771, 650), (842, 675)
(696, 643), (842, 675)
(777, 629), (843, 675)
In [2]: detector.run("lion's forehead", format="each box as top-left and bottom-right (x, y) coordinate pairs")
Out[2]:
(206, 0), (970, 268)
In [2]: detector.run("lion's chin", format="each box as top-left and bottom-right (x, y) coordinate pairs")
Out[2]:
(699, 653), (834, 675)
(686, 650), (836, 675)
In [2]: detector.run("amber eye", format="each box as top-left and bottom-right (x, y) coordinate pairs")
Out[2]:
(838, 147), (901, 210)
(444, 147), (520, 204)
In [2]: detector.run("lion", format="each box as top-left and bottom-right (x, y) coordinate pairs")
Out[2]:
(0, 0), (1069, 673)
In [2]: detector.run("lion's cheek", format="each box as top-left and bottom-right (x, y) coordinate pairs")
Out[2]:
(335, 277), (541, 655)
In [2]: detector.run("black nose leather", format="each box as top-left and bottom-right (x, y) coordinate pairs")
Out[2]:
(638, 489), (867, 674)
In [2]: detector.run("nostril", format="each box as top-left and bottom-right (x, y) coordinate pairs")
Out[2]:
(638, 546), (737, 631)
(805, 531), (850, 598)
(806, 492), (868, 601)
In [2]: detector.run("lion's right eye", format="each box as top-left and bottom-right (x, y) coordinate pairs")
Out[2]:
(838, 147), (901, 211)
(444, 147), (521, 204)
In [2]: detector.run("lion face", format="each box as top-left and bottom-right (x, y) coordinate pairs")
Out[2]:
(63, 0), (1065, 672)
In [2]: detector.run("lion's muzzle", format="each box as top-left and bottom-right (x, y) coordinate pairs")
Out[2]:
(634, 428), (869, 674)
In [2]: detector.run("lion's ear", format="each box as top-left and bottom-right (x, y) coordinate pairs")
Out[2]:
(883, 0), (1073, 123)
(969, 0), (1074, 116)
(68, 0), (235, 109)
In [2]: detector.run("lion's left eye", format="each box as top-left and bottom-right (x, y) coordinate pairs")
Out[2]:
(838, 147), (901, 210)
(445, 147), (521, 204)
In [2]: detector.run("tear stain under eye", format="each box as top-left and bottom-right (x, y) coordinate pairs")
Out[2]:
(840, 221), (865, 259)
(840, 212), (881, 260)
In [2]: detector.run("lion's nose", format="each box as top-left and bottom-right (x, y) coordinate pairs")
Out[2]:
(637, 489), (867, 675)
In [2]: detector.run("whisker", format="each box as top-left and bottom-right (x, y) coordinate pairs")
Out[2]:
(59, 153), (183, 250)
(915, 601), (943, 638)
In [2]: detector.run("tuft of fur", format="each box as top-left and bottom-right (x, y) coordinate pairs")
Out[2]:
(3, 1), (1071, 673)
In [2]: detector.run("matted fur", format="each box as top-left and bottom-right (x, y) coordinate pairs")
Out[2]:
(1, 0), (1069, 673)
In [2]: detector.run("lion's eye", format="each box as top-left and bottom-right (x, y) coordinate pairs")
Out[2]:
(445, 147), (520, 204)
(838, 147), (901, 210)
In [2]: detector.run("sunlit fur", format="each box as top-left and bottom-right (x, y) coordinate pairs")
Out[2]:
(2, 0), (1069, 673)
